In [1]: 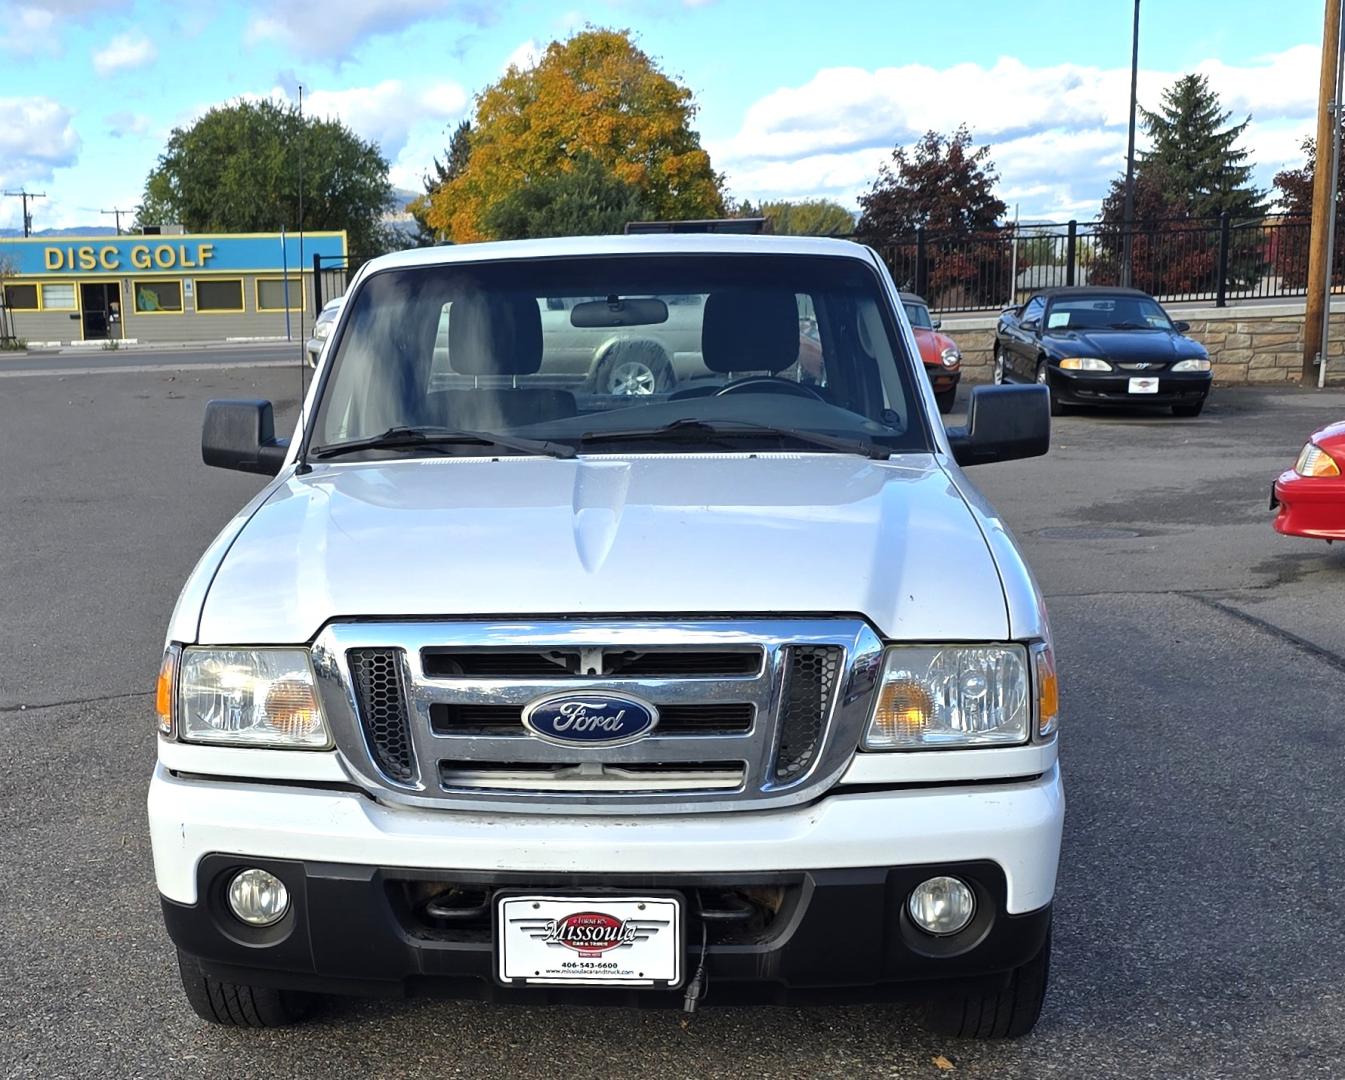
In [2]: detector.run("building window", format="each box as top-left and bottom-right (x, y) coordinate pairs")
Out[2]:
(134, 280), (183, 313)
(256, 277), (305, 311)
(195, 278), (244, 312)
(3, 283), (39, 310)
(40, 283), (78, 310)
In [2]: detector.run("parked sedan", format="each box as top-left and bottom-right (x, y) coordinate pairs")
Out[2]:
(305, 295), (344, 368)
(901, 292), (962, 414)
(994, 286), (1212, 417)
(1271, 420), (1345, 542)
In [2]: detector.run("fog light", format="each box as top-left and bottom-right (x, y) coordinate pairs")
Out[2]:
(227, 868), (289, 927)
(908, 876), (975, 936)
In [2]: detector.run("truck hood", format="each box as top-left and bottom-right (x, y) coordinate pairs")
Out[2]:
(196, 454), (1009, 644)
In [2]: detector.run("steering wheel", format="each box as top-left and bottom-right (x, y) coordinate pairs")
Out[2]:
(715, 376), (825, 401)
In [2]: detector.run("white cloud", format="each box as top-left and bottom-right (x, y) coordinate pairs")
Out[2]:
(0, 0), (130, 53)
(244, 0), (494, 61)
(92, 30), (157, 75)
(0, 97), (81, 188)
(302, 80), (469, 158)
(715, 45), (1319, 220)
(503, 38), (542, 73)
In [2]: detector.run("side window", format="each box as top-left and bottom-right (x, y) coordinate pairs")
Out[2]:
(1021, 296), (1045, 326)
(795, 293), (825, 386)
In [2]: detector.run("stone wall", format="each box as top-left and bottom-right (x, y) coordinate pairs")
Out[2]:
(941, 302), (1345, 386)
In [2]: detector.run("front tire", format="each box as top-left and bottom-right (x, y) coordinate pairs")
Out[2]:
(176, 949), (314, 1027)
(592, 341), (673, 397)
(935, 387), (957, 414)
(920, 928), (1051, 1039)
(1036, 360), (1064, 417)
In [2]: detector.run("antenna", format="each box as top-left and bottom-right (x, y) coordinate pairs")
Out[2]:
(3, 190), (47, 237)
(297, 84), (307, 440)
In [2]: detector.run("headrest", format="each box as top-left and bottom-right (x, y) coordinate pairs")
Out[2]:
(447, 292), (544, 376)
(701, 289), (801, 374)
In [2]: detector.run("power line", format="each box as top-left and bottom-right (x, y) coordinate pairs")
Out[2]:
(2, 190), (47, 237)
(98, 208), (133, 235)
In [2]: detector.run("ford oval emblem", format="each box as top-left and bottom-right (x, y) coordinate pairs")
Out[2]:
(521, 691), (659, 746)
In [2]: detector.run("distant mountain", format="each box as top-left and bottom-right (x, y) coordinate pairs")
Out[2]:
(0, 226), (117, 238)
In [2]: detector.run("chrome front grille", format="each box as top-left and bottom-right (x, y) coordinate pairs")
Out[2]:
(312, 619), (883, 815)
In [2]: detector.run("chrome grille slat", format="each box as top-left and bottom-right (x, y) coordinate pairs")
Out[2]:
(312, 619), (884, 815)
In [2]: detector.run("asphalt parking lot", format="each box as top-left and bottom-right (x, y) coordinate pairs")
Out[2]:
(2, 360), (1344, 1079)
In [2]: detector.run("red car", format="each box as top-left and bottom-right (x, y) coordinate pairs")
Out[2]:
(901, 292), (963, 414)
(1272, 420), (1345, 541)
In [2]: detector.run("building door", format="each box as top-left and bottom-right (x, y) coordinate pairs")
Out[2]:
(80, 282), (122, 341)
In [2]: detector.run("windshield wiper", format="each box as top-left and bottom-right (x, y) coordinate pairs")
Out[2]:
(578, 418), (890, 460)
(312, 425), (576, 460)
(1106, 321), (1152, 330)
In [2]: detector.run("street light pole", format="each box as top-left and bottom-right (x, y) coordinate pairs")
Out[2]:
(1121, 0), (1141, 289)
(1306, 0), (1344, 382)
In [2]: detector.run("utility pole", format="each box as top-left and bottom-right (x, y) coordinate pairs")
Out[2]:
(1121, 0), (1141, 288)
(99, 208), (131, 235)
(1306, 0), (1344, 380)
(3, 190), (47, 237)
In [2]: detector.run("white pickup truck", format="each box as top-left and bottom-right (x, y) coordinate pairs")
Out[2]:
(149, 232), (1062, 1038)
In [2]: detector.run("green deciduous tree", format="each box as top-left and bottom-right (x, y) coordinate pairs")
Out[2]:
(135, 98), (393, 265)
(481, 153), (652, 239)
(427, 29), (724, 241)
(760, 199), (854, 236)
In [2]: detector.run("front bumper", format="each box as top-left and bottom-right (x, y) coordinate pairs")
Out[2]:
(1049, 368), (1211, 406)
(924, 364), (961, 393)
(150, 764), (1062, 1003)
(1273, 470), (1345, 540)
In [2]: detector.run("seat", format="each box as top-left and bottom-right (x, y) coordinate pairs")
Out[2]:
(700, 288), (801, 378)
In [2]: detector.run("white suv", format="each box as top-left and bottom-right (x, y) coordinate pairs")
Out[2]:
(149, 232), (1061, 1038)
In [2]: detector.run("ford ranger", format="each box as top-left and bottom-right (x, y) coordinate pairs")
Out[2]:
(149, 232), (1061, 1038)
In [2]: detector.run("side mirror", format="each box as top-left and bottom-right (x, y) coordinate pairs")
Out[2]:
(946, 385), (1050, 467)
(1020, 320), (1039, 333)
(1172, 320), (1191, 332)
(202, 399), (289, 475)
(931, 317), (942, 329)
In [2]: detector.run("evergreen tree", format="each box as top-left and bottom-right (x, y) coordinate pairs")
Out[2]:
(1137, 73), (1264, 221)
(411, 120), (472, 244)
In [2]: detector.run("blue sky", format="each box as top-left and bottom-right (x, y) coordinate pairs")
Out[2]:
(0, 0), (1324, 233)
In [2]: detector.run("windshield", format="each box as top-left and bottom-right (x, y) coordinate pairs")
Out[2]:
(310, 253), (929, 459)
(902, 301), (934, 330)
(1045, 295), (1174, 331)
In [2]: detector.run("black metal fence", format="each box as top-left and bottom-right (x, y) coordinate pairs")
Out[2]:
(313, 253), (349, 311)
(873, 213), (1316, 313)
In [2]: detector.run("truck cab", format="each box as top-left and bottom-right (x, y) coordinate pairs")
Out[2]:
(150, 233), (1060, 1038)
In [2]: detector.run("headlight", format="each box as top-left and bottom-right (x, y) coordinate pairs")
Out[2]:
(1296, 443), (1342, 478)
(865, 644), (1031, 749)
(178, 648), (330, 749)
(1172, 357), (1210, 372)
(1058, 357), (1112, 371)
(313, 321), (334, 340)
(939, 346), (961, 368)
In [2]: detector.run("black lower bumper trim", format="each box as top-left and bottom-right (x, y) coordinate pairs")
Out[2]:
(165, 856), (1052, 1006)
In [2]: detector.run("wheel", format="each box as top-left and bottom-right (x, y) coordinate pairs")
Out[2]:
(1172, 399), (1205, 417)
(920, 928), (1051, 1039)
(1036, 360), (1064, 417)
(175, 949), (314, 1027)
(993, 347), (1008, 385)
(935, 387), (957, 414)
(592, 342), (673, 396)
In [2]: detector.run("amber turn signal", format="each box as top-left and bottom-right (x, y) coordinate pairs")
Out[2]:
(1035, 644), (1059, 737)
(155, 647), (179, 736)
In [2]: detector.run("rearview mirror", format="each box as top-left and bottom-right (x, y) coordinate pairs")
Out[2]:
(570, 297), (668, 328)
(202, 399), (289, 475)
(946, 385), (1050, 467)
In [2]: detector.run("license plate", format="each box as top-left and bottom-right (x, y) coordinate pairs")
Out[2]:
(1128, 376), (1160, 394)
(497, 895), (682, 987)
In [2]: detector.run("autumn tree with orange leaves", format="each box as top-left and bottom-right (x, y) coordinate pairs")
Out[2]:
(426, 29), (725, 242)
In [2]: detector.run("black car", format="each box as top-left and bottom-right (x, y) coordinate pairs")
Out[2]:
(994, 286), (1212, 417)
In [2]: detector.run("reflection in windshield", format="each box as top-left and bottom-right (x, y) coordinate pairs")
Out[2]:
(310, 254), (929, 460)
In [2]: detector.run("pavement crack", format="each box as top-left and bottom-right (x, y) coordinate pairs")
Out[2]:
(0, 689), (152, 714)
(1185, 593), (1345, 674)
